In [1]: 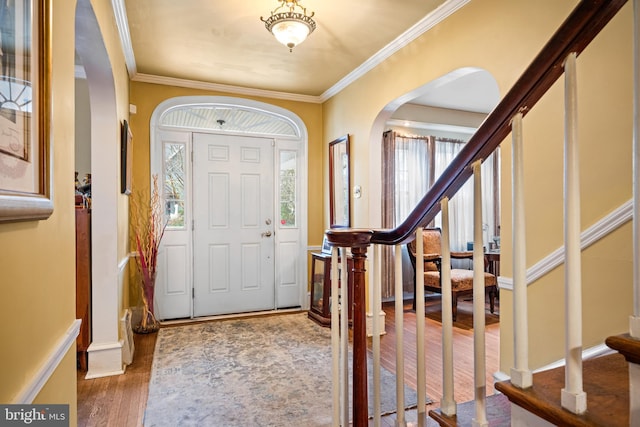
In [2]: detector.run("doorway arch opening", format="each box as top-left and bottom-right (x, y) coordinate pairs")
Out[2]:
(368, 67), (500, 298)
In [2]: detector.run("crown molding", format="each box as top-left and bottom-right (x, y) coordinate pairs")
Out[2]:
(132, 74), (322, 104)
(112, 0), (137, 78)
(116, 0), (469, 105)
(386, 119), (477, 135)
(318, 0), (471, 102)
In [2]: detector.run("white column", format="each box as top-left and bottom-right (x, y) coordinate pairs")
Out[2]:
(561, 52), (587, 415)
(472, 161), (488, 427)
(510, 113), (533, 388)
(440, 198), (456, 415)
(415, 227), (427, 427)
(340, 248), (350, 425)
(331, 246), (340, 427)
(631, 0), (640, 338)
(372, 245), (382, 426)
(394, 244), (407, 427)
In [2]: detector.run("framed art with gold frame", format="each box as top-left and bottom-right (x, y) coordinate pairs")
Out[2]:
(0, 0), (53, 222)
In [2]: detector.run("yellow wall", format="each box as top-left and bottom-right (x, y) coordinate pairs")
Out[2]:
(0, 0), (78, 405)
(0, 0), (131, 423)
(128, 82), (325, 242)
(0, 0), (77, 411)
(322, 0), (633, 373)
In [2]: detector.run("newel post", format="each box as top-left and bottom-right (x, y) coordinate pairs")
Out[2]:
(326, 229), (373, 427)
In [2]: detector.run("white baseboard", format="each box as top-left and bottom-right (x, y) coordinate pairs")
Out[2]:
(85, 340), (125, 379)
(14, 319), (81, 403)
(492, 342), (615, 387)
(366, 311), (387, 337)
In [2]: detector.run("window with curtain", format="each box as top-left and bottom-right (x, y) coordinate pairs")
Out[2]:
(389, 132), (500, 251)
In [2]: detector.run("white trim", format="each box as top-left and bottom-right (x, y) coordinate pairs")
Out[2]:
(85, 340), (125, 379)
(535, 344), (615, 373)
(319, 0), (470, 102)
(111, 0), (137, 77)
(500, 199), (632, 290)
(13, 320), (81, 403)
(118, 254), (130, 272)
(386, 119), (477, 135)
(150, 96), (309, 318)
(492, 343), (615, 386)
(133, 74), (321, 104)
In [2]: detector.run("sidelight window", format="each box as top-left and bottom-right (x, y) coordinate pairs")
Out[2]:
(279, 150), (297, 227)
(163, 142), (186, 229)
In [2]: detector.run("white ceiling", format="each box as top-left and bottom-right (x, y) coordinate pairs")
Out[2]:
(119, 0), (498, 113)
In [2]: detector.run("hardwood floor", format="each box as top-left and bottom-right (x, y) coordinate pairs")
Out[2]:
(77, 332), (156, 427)
(77, 299), (499, 426)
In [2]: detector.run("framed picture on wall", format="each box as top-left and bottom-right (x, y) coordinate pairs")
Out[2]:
(121, 120), (133, 195)
(0, 0), (53, 222)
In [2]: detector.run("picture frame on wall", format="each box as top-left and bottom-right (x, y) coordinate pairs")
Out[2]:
(321, 235), (331, 254)
(121, 119), (133, 195)
(0, 0), (53, 222)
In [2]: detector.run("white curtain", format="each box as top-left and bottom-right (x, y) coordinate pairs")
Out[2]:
(394, 136), (431, 224)
(394, 135), (498, 252)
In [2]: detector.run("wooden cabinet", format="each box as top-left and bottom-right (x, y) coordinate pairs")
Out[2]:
(75, 207), (91, 370)
(308, 252), (353, 327)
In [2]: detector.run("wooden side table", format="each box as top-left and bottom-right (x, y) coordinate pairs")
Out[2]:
(308, 252), (353, 327)
(485, 250), (500, 276)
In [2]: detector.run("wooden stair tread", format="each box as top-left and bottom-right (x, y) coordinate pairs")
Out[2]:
(495, 353), (629, 427)
(428, 393), (511, 426)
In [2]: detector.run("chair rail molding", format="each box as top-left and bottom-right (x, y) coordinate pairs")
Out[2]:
(499, 199), (632, 291)
(13, 320), (81, 403)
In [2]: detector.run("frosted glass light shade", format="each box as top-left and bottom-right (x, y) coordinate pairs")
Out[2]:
(272, 20), (311, 49)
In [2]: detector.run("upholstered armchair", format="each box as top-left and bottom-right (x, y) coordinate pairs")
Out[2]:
(407, 228), (497, 321)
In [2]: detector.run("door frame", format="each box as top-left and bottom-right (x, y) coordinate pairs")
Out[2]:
(150, 96), (309, 319)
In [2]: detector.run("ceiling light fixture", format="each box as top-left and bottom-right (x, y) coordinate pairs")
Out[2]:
(261, 0), (316, 52)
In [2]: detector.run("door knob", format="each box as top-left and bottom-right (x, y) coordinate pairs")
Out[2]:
(261, 231), (272, 237)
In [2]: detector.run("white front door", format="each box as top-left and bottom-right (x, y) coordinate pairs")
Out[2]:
(192, 133), (275, 316)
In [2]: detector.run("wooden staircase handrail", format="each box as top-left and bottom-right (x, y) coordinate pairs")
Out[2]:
(369, 0), (628, 247)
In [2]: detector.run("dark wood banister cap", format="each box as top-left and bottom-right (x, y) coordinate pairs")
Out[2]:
(325, 228), (373, 248)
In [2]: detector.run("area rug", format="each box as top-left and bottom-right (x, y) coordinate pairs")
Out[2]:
(424, 295), (499, 330)
(144, 312), (428, 427)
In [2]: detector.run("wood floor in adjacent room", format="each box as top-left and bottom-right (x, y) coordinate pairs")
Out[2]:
(77, 300), (500, 426)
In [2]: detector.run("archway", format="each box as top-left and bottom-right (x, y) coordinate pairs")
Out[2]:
(76, 0), (123, 378)
(150, 96), (309, 319)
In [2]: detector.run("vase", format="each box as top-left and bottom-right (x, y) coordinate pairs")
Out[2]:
(132, 306), (160, 334)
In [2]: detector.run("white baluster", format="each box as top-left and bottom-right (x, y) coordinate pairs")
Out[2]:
(372, 244), (382, 426)
(415, 227), (426, 427)
(472, 161), (488, 427)
(340, 248), (350, 425)
(394, 244), (407, 427)
(330, 245), (340, 427)
(511, 112), (533, 388)
(440, 197), (456, 416)
(561, 52), (587, 415)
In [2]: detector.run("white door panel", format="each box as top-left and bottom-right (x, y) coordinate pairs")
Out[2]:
(154, 131), (191, 320)
(193, 133), (275, 316)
